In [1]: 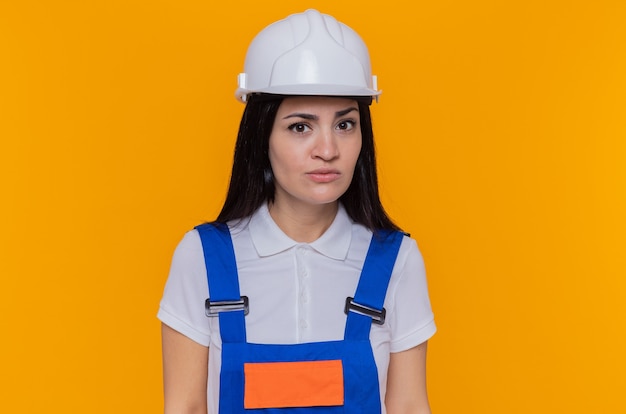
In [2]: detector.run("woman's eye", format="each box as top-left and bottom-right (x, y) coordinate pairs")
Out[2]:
(336, 120), (356, 131)
(288, 123), (311, 133)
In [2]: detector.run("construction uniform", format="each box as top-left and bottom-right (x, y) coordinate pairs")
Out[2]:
(158, 204), (436, 413)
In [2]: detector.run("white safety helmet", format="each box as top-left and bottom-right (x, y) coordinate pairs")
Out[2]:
(235, 9), (381, 103)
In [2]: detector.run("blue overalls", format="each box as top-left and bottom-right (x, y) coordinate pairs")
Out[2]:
(196, 222), (404, 413)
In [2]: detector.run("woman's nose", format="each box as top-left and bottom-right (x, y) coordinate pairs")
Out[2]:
(312, 130), (339, 160)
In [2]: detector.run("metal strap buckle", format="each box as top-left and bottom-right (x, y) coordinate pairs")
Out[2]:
(205, 296), (249, 317)
(344, 297), (386, 325)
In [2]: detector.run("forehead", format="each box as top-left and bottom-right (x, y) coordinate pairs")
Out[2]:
(277, 96), (360, 116)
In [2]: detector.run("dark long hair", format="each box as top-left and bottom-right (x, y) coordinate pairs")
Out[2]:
(216, 94), (399, 232)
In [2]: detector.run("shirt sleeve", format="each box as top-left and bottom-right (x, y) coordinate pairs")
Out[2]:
(157, 230), (212, 347)
(386, 237), (436, 353)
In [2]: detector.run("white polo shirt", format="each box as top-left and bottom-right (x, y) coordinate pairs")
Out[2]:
(158, 203), (436, 413)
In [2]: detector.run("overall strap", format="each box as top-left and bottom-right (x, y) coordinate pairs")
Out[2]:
(345, 229), (404, 340)
(195, 223), (246, 343)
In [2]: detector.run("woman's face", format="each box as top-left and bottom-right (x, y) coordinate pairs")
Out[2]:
(269, 96), (362, 210)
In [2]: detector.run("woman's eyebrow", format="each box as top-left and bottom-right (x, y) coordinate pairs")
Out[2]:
(282, 107), (358, 120)
(283, 113), (318, 120)
(335, 107), (358, 118)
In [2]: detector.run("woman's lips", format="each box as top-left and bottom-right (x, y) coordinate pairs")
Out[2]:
(306, 168), (341, 183)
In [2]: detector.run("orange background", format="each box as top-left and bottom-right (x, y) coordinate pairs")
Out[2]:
(1, 1), (625, 412)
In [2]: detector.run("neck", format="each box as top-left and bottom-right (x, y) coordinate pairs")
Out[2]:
(268, 201), (339, 243)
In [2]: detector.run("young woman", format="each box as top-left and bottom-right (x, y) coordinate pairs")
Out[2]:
(158, 9), (436, 414)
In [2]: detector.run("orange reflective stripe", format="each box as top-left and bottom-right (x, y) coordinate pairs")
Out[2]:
(243, 360), (344, 409)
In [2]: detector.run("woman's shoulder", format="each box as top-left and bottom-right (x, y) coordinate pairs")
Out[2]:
(168, 229), (205, 272)
(396, 235), (425, 274)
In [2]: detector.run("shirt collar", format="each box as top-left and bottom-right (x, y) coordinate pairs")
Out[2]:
(249, 203), (353, 260)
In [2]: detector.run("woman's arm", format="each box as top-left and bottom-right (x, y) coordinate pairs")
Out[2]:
(385, 341), (431, 414)
(162, 323), (209, 414)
